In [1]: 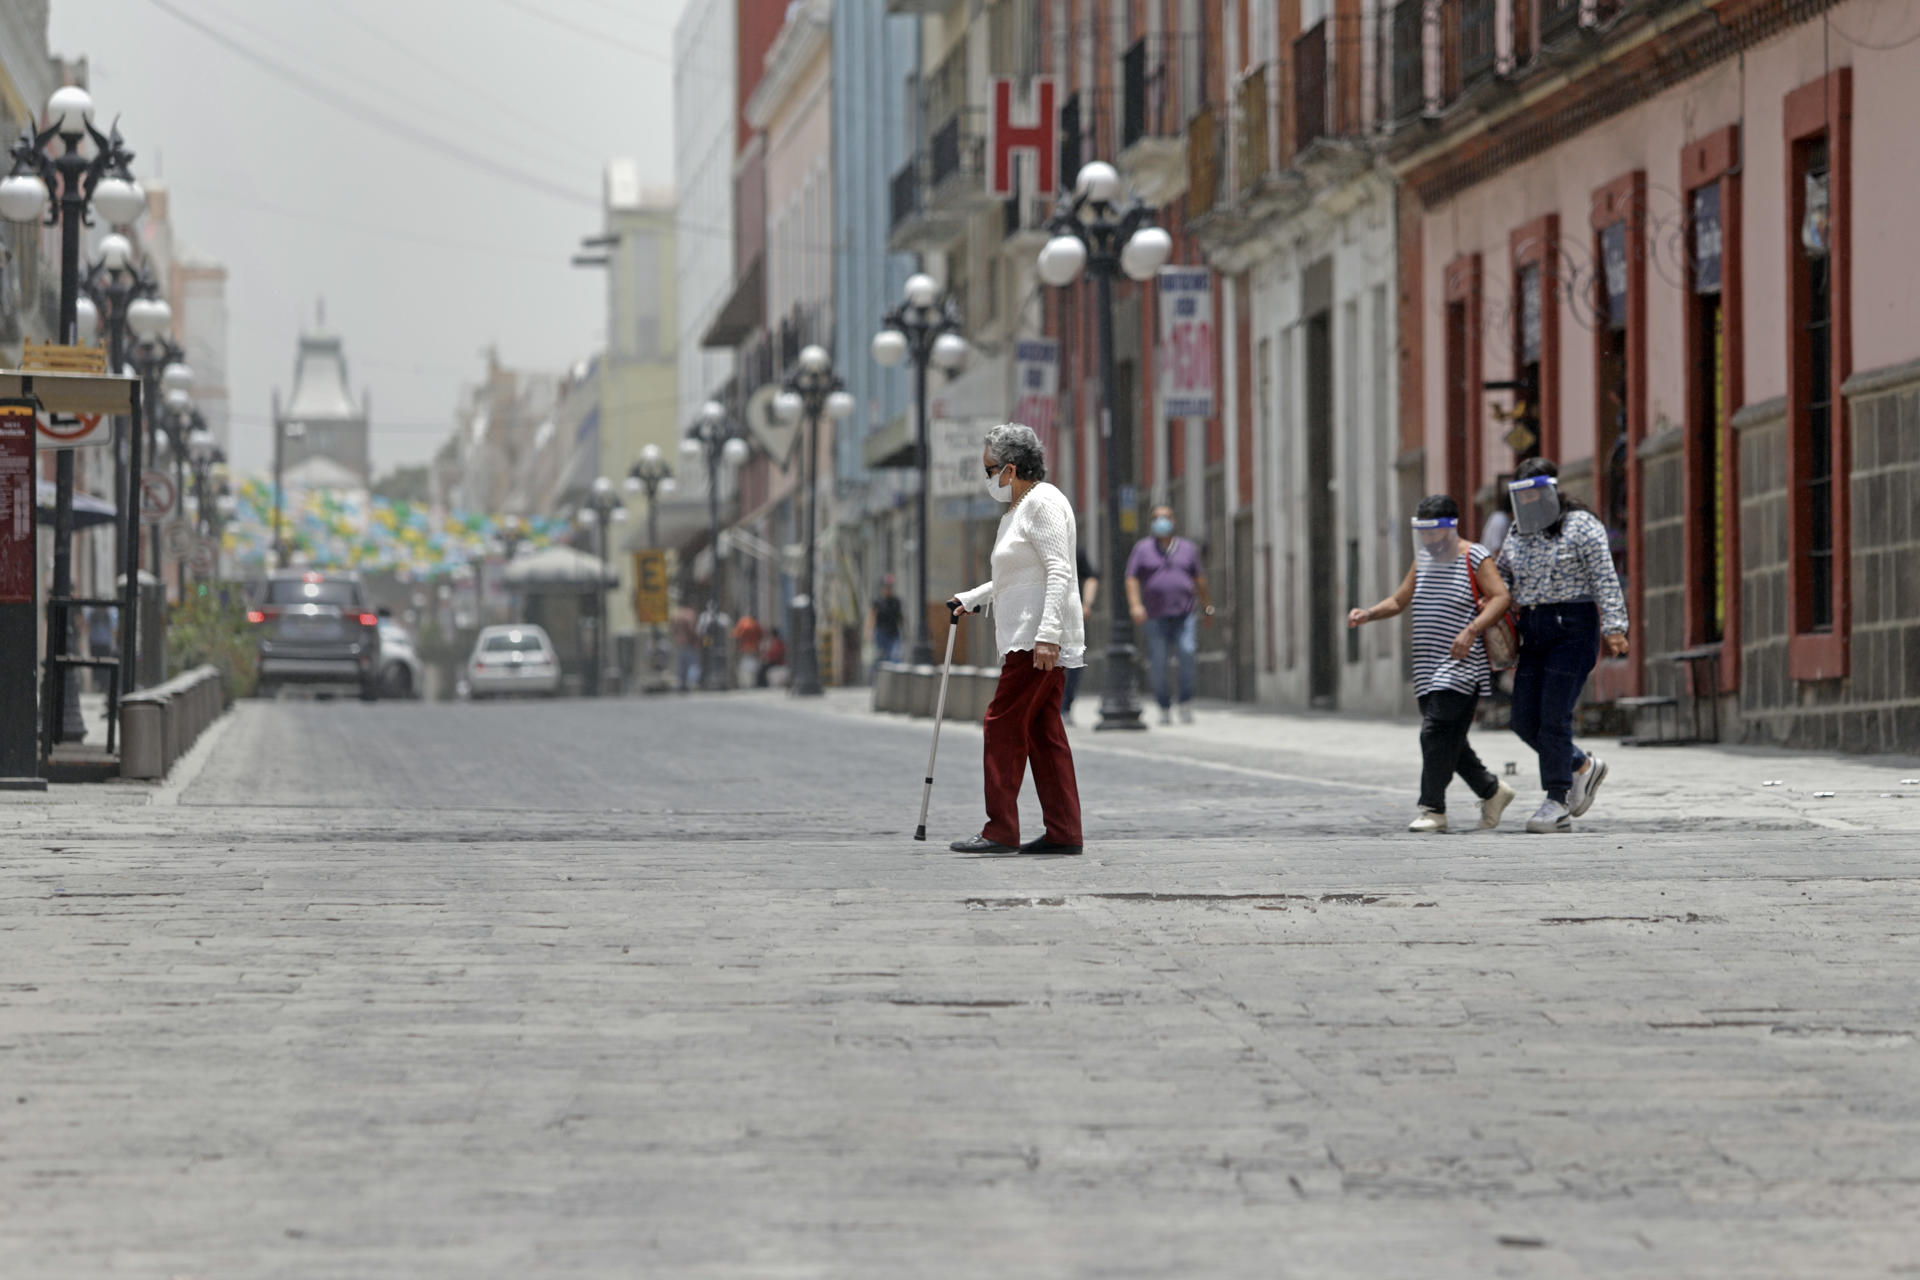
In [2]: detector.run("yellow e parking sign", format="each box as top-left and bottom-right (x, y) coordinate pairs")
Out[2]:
(633, 550), (669, 625)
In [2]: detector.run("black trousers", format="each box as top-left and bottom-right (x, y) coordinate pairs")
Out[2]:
(1418, 688), (1499, 813)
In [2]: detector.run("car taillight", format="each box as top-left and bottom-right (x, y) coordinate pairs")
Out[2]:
(358, 613), (379, 627)
(246, 610), (264, 624)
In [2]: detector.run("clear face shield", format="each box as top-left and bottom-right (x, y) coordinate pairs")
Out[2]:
(1508, 475), (1562, 536)
(1411, 517), (1462, 570)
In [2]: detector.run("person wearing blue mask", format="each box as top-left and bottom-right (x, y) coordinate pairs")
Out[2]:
(1125, 504), (1212, 725)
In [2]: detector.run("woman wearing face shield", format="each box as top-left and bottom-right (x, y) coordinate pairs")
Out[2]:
(1497, 457), (1630, 833)
(1350, 495), (1516, 832)
(944, 424), (1086, 856)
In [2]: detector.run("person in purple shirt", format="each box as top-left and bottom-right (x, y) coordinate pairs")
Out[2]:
(1124, 504), (1213, 724)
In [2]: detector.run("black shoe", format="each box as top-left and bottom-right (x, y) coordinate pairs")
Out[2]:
(1018, 838), (1083, 856)
(949, 834), (1019, 854)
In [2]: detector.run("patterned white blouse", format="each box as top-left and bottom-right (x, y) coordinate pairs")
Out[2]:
(1496, 508), (1630, 635)
(955, 482), (1087, 667)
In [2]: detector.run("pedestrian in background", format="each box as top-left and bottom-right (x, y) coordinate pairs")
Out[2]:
(670, 603), (700, 692)
(1060, 544), (1098, 724)
(869, 574), (904, 676)
(1499, 457), (1630, 833)
(946, 423), (1084, 856)
(1350, 495), (1516, 833)
(733, 613), (763, 689)
(1125, 504), (1212, 724)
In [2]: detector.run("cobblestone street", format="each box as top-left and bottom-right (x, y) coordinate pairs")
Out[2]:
(3, 693), (1918, 1277)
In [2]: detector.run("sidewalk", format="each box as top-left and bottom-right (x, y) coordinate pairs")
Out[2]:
(812, 686), (1920, 834)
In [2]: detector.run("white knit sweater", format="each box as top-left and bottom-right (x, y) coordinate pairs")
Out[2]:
(954, 482), (1086, 667)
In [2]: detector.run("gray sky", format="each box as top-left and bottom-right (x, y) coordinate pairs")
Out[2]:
(48, 0), (689, 480)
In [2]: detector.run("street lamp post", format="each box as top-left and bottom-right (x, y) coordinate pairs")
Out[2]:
(1036, 160), (1173, 733)
(772, 345), (855, 697)
(3, 85), (147, 755)
(872, 274), (967, 666)
(157, 387), (200, 603)
(683, 401), (751, 691)
(578, 476), (626, 697)
(624, 444), (675, 682)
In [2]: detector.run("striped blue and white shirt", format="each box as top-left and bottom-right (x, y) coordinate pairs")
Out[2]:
(1496, 509), (1630, 635)
(1412, 543), (1492, 697)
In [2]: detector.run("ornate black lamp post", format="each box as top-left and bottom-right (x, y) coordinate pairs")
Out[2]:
(771, 344), (854, 697)
(1036, 160), (1172, 732)
(577, 476), (626, 697)
(2, 85), (147, 753)
(624, 444), (675, 683)
(683, 402), (751, 691)
(186, 427), (228, 577)
(872, 274), (967, 665)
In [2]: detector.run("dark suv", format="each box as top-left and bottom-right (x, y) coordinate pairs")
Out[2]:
(249, 570), (382, 700)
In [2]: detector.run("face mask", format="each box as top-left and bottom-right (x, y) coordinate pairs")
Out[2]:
(1150, 517), (1174, 538)
(986, 467), (1013, 504)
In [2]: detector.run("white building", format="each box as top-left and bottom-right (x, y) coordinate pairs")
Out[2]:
(673, 0), (736, 431)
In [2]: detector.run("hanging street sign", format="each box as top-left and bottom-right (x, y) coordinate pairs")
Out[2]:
(139, 469), (178, 525)
(163, 520), (194, 561)
(1012, 338), (1059, 460)
(188, 536), (217, 579)
(1158, 267), (1217, 418)
(34, 411), (110, 450)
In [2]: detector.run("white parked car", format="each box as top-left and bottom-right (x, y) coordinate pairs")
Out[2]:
(376, 613), (424, 699)
(466, 624), (561, 699)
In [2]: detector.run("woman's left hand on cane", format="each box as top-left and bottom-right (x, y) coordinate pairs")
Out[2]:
(1032, 642), (1059, 670)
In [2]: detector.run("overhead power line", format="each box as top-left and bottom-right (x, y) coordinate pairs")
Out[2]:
(494, 0), (676, 67)
(146, 0), (598, 210)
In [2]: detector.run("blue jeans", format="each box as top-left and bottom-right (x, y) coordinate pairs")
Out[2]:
(1510, 603), (1597, 803)
(871, 633), (901, 681)
(1144, 612), (1198, 709)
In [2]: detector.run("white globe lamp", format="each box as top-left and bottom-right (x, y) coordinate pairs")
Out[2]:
(47, 86), (93, 136)
(826, 390), (856, 421)
(903, 273), (938, 309)
(798, 344), (830, 374)
(773, 390), (804, 423)
(161, 362), (194, 395)
(91, 176), (146, 227)
(931, 332), (968, 371)
(1037, 235), (1087, 287)
(1120, 225), (1174, 282)
(0, 172), (49, 225)
(722, 436), (751, 467)
(1075, 160), (1121, 204)
(127, 295), (170, 342)
(870, 329), (907, 367)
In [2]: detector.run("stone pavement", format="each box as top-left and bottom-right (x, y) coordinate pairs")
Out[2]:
(0, 693), (1917, 1277)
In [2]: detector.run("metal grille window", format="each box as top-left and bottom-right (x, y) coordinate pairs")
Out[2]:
(1390, 0), (1426, 124)
(1803, 139), (1834, 631)
(1461, 0), (1498, 85)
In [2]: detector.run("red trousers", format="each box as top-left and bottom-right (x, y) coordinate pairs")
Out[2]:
(981, 650), (1082, 847)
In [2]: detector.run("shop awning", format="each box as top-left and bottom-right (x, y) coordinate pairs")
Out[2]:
(700, 255), (765, 350)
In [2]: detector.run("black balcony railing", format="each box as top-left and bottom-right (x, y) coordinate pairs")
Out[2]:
(930, 114), (963, 188)
(1293, 21), (1328, 154)
(1461, 0), (1498, 86)
(890, 156), (919, 232)
(1389, 0), (1426, 123)
(1540, 0), (1582, 41)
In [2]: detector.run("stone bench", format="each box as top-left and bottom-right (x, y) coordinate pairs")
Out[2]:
(871, 661), (997, 723)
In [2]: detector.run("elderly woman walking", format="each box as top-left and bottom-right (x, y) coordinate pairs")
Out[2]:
(946, 423), (1086, 856)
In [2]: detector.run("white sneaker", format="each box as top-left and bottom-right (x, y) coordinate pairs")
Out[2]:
(1479, 780), (1517, 829)
(1178, 702), (1194, 724)
(1408, 808), (1447, 833)
(1568, 754), (1609, 817)
(1525, 799), (1572, 833)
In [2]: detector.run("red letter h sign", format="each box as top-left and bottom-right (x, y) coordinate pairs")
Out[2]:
(989, 76), (1058, 199)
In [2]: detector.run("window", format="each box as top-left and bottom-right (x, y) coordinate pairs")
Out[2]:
(1590, 171), (1645, 690)
(1783, 70), (1852, 680)
(1510, 214), (1560, 467)
(1442, 254), (1482, 513)
(1680, 124), (1742, 688)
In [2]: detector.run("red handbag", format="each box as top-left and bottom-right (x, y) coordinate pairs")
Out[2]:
(1469, 556), (1519, 671)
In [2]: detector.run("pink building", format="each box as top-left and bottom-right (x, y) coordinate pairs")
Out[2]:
(1393, 0), (1919, 751)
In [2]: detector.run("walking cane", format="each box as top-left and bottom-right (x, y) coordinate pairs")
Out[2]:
(913, 619), (962, 842)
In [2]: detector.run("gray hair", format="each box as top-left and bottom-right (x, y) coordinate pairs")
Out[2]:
(984, 422), (1046, 482)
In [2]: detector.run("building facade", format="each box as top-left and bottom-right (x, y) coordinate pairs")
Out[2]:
(1393, 0), (1920, 751)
